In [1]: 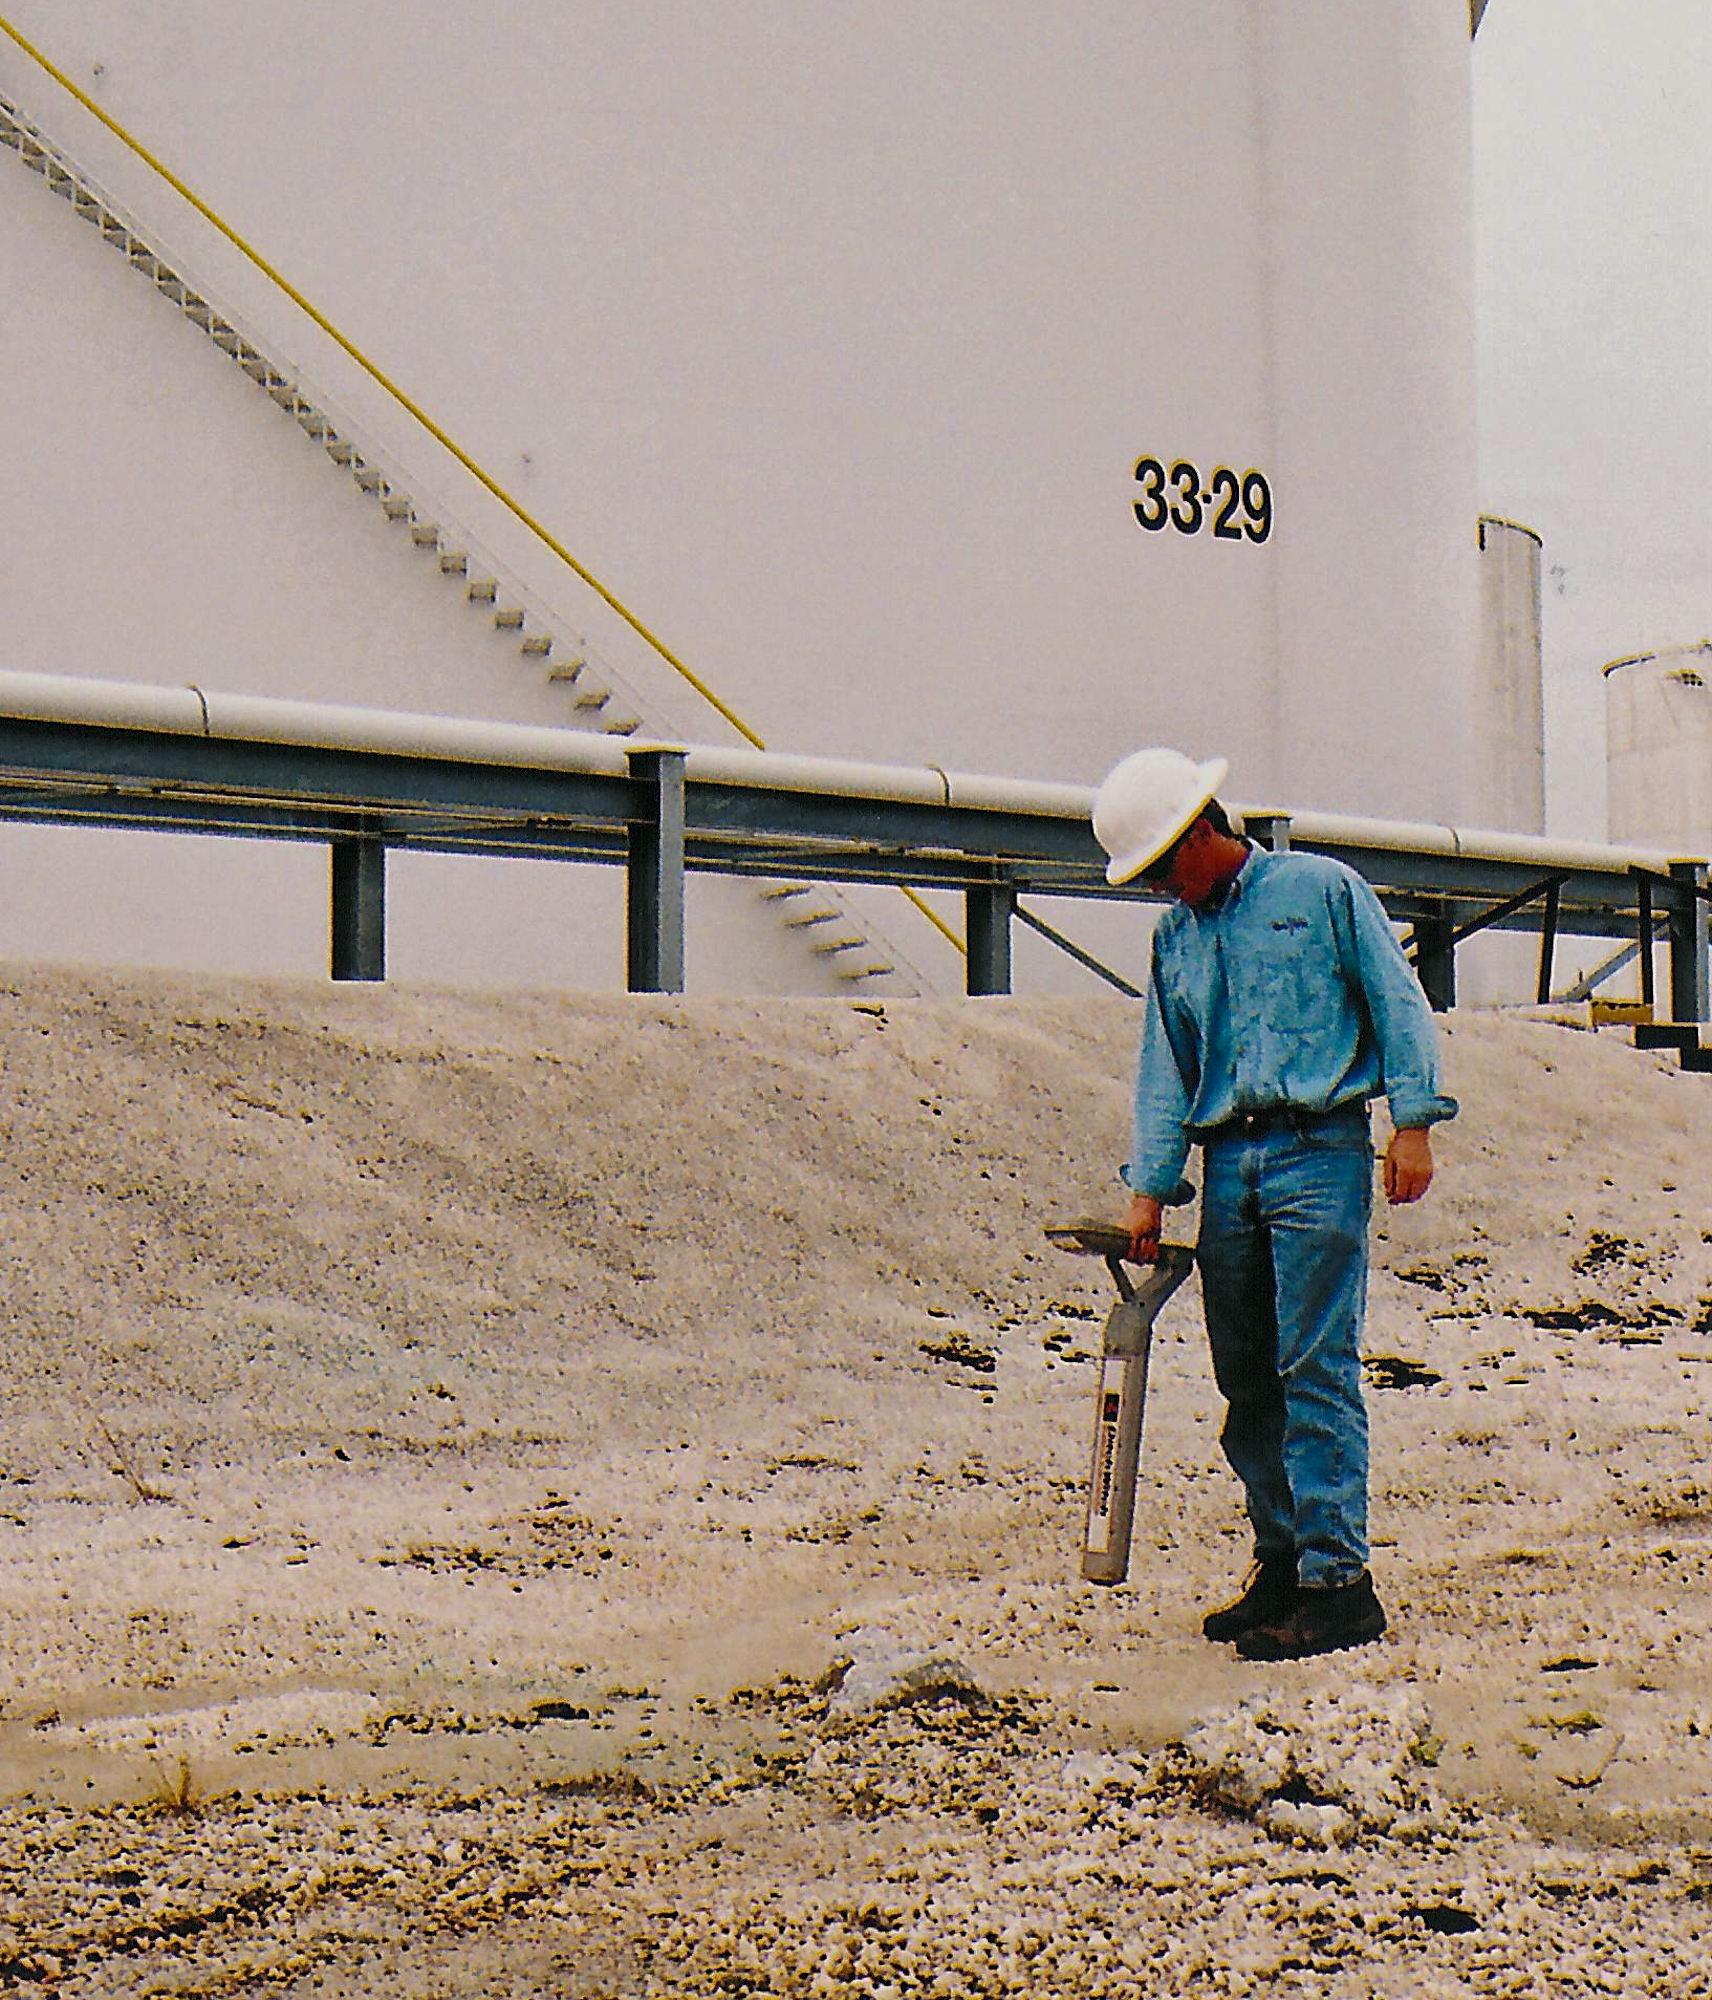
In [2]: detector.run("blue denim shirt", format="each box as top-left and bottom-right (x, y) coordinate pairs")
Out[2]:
(1127, 847), (1458, 1199)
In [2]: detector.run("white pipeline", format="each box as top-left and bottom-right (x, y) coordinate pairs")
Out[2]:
(0, 669), (1701, 875)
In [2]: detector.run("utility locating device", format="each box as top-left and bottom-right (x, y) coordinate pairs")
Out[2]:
(1045, 1223), (1195, 1585)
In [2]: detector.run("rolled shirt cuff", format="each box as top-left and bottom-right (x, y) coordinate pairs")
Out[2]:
(1385, 1091), (1459, 1129)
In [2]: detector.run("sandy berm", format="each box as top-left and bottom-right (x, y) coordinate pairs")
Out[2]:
(3, 968), (1712, 1996)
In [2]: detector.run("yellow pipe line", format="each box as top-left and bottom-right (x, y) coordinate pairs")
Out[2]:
(0, 12), (967, 960)
(907, 887), (966, 955)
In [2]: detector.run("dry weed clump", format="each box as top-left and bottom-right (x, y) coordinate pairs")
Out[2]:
(145, 1754), (207, 1817)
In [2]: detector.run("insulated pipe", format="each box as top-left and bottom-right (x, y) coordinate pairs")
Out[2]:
(0, 669), (636, 775)
(0, 669), (1701, 877)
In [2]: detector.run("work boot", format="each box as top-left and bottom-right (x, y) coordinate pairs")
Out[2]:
(1201, 1556), (1298, 1642)
(1234, 1570), (1387, 1661)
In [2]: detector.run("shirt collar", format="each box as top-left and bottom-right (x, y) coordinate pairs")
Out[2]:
(1194, 841), (1257, 916)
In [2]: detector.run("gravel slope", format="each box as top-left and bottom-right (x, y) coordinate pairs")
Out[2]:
(2, 969), (1711, 1996)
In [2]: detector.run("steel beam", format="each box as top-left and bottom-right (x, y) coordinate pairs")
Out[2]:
(0, 716), (629, 825)
(1013, 903), (1140, 998)
(1242, 812), (1292, 853)
(1447, 872), (1566, 948)
(626, 748), (687, 994)
(1670, 862), (1710, 1023)
(1413, 908), (1456, 1013)
(330, 837), (385, 981)
(964, 881), (1016, 995)
(1535, 880), (1561, 1004)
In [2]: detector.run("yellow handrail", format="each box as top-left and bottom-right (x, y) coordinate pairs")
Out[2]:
(0, 12), (967, 958)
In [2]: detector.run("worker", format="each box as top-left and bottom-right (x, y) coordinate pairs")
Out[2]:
(1093, 747), (1457, 1660)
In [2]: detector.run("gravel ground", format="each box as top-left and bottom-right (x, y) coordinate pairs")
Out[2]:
(2, 969), (1712, 1996)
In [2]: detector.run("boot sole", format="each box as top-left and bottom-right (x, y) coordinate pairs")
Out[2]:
(1202, 1605), (1293, 1642)
(1235, 1615), (1386, 1662)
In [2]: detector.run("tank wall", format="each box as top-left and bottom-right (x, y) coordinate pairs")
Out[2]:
(1473, 517), (1544, 833)
(0, 2), (1480, 991)
(1606, 646), (1712, 855)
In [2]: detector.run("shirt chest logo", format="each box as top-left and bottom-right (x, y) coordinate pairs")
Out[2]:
(1271, 917), (1310, 934)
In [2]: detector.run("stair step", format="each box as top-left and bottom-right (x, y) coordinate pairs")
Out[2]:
(382, 497), (414, 522)
(572, 686), (610, 711)
(183, 297), (213, 326)
(520, 634), (553, 657)
(439, 551), (469, 575)
(784, 909), (842, 929)
(296, 410), (332, 441)
(325, 439), (357, 466)
(468, 578), (498, 603)
(1635, 1023), (1701, 1052)
(837, 964), (895, 982)
(603, 716), (642, 737)
(493, 607), (525, 630)
(759, 884), (814, 901)
(812, 936), (866, 955)
(354, 467), (387, 495)
(409, 523), (441, 548)
(547, 657), (586, 684)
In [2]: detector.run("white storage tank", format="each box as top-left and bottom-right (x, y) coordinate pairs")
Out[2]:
(1473, 516), (1544, 834)
(1606, 643), (1712, 854)
(0, 2), (1480, 990)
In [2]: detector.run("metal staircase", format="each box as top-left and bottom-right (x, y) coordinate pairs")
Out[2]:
(0, 91), (644, 736)
(0, 85), (911, 989)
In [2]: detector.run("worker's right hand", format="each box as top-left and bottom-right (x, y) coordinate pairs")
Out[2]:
(1122, 1192), (1164, 1264)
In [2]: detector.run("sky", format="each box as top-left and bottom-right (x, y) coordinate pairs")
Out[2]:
(1473, 0), (1712, 838)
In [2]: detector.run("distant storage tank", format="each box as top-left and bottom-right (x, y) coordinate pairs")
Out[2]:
(1605, 644), (1712, 854)
(1473, 517), (1544, 833)
(0, 2), (1480, 989)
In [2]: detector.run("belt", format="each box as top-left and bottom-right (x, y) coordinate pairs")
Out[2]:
(1199, 1101), (1366, 1143)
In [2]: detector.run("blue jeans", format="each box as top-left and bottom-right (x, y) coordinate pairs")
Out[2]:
(1195, 1105), (1374, 1588)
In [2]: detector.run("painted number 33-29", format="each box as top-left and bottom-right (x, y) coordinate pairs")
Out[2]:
(1132, 457), (1272, 543)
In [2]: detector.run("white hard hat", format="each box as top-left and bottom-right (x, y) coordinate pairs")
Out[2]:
(1092, 748), (1229, 885)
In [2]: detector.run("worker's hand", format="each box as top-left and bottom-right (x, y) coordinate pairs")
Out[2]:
(1383, 1126), (1434, 1205)
(1122, 1192), (1164, 1263)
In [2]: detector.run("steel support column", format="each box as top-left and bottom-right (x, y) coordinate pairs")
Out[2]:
(965, 881), (1017, 995)
(330, 837), (386, 981)
(1414, 907), (1456, 1013)
(1535, 880), (1561, 1004)
(1243, 812), (1292, 853)
(627, 748), (687, 994)
(1669, 862), (1710, 1023)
